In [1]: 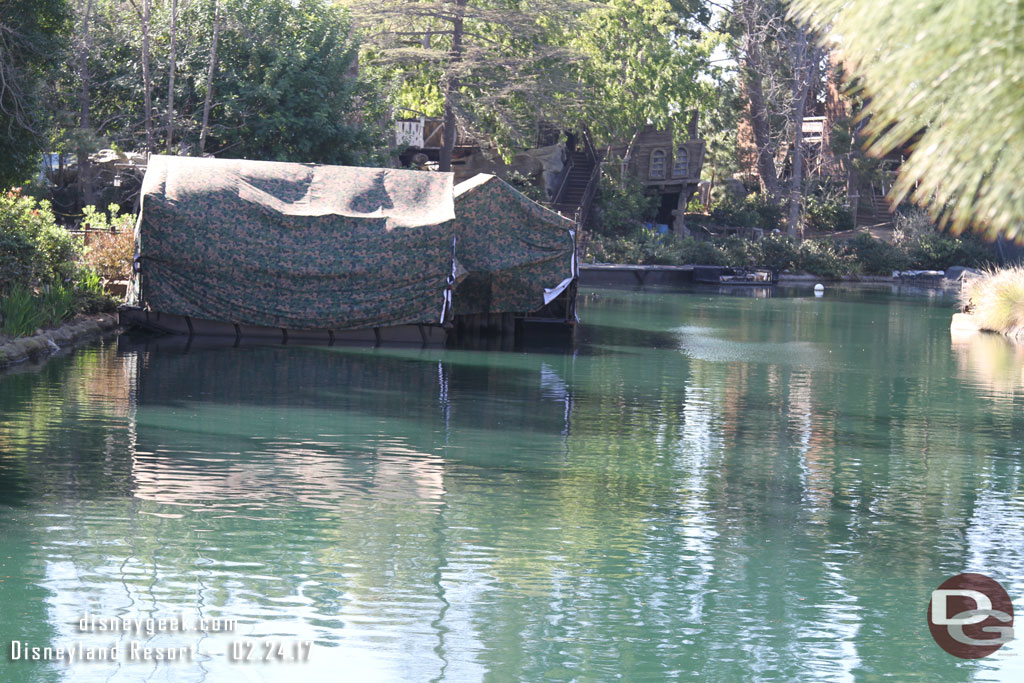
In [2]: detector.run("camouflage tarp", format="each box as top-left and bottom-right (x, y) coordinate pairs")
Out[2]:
(452, 174), (576, 316)
(131, 155), (456, 330)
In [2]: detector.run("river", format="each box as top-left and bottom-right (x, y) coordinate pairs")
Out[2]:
(1, 285), (1022, 681)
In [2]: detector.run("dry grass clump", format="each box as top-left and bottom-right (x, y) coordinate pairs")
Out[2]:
(960, 267), (1024, 337)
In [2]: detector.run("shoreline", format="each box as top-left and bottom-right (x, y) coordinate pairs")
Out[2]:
(0, 313), (121, 370)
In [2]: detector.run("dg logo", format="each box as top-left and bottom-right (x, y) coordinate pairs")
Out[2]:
(928, 573), (1015, 659)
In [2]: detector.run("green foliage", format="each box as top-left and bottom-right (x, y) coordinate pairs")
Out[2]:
(0, 190), (80, 295)
(505, 171), (546, 204)
(790, 0), (1024, 240)
(793, 239), (858, 279)
(73, 267), (117, 313)
(585, 222), (996, 278)
(759, 232), (800, 270)
(592, 168), (659, 237)
(803, 195), (853, 233)
(38, 284), (77, 325)
(81, 204), (136, 281)
(569, 0), (714, 148)
(45, 0), (384, 165)
(0, 287), (47, 337)
(352, 0), (581, 160)
(207, 0), (381, 164)
(710, 192), (782, 230)
(0, 0), (72, 189)
(845, 233), (909, 274)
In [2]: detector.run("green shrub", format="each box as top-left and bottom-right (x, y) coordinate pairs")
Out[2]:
(0, 190), (80, 294)
(592, 169), (659, 237)
(719, 235), (763, 267)
(505, 171), (546, 203)
(710, 192), (782, 231)
(845, 233), (909, 274)
(804, 195), (853, 233)
(908, 232), (997, 270)
(73, 268), (116, 314)
(794, 239), (859, 279)
(759, 233), (800, 270)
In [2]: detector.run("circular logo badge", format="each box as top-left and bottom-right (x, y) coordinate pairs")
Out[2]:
(927, 573), (1014, 658)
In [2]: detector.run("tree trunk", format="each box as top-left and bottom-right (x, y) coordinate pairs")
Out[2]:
(740, 0), (780, 199)
(439, 0), (466, 173)
(165, 0), (178, 153)
(199, 0), (221, 155)
(787, 28), (816, 238)
(76, 0), (95, 207)
(140, 0), (153, 151)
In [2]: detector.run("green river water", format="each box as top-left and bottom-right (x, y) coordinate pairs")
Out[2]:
(1, 285), (1023, 682)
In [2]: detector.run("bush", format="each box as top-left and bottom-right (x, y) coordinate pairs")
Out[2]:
(759, 233), (800, 270)
(710, 192), (782, 231)
(73, 268), (117, 314)
(960, 267), (1024, 334)
(0, 190), (80, 295)
(804, 195), (853, 233)
(845, 233), (909, 274)
(719, 235), (763, 267)
(592, 169), (659, 237)
(795, 240), (859, 279)
(81, 204), (136, 281)
(505, 171), (546, 203)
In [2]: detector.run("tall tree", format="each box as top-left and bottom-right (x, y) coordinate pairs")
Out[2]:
(350, 0), (581, 171)
(165, 0), (183, 153)
(0, 0), (71, 188)
(790, 0), (1024, 239)
(127, 0), (154, 151)
(50, 0), (382, 165)
(198, 0), (220, 155)
(569, 0), (711, 160)
(727, 0), (824, 234)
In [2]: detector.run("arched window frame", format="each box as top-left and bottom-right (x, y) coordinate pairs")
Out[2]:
(672, 147), (689, 179)
(649, 148), (667, 180)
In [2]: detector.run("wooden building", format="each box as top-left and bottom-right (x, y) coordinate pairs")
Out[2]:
(609, 115), (706, 233)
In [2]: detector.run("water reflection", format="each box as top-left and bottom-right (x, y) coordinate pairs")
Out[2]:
(952, 329), (1024, 396)
(1, 288), (1023, 681)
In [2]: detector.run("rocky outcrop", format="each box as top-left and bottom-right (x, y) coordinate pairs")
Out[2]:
(0, 314), (120, 369)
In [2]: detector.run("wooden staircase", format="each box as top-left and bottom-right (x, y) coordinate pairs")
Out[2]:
(548, 132), (602, 231)
(552, 150), (596, 215)
(855, 182), (894, 227)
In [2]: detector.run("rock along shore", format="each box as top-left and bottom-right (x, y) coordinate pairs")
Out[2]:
(0, 314), (120, 370)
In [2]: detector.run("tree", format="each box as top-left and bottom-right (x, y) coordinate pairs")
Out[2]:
(197, 0), (221, 154)
(789, 0), (1024, 240)
(350, 0), (580, 172)
(206, 0), (382, 163)
(48, 0), (383, 169)
(0, 0), (71, 189)
(568, 0), (711, 158)
(725, 0), (823, 235)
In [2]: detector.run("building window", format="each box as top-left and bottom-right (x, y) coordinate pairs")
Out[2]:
(672, 147), (689, 178)
(649, 149), (666, 180)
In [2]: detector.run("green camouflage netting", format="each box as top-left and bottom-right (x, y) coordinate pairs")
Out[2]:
(453, 174), (576, 316)
(130, 158), (575, 329)
(132, 156), (456, 330)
